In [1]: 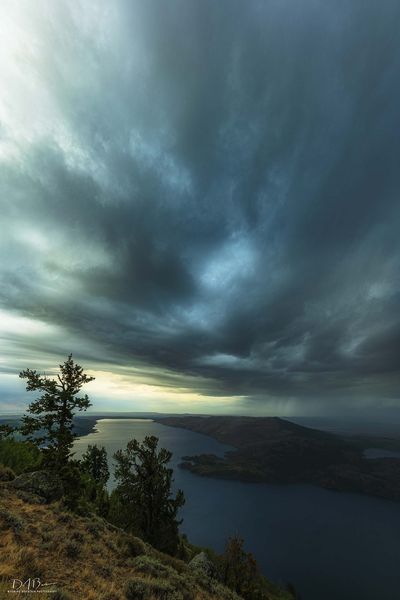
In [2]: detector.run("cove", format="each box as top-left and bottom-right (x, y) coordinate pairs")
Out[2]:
(73, 418), (400, 600)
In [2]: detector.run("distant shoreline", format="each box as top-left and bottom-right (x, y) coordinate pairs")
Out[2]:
(0, 412), (186, 440)
(155, 415), (400, 503)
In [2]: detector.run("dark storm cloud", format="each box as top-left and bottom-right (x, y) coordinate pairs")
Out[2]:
(1, 0), (400, 411)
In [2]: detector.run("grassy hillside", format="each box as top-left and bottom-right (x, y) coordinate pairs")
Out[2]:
(0, 484), (293, 600)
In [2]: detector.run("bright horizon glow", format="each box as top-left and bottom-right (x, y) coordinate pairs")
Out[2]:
(1, 1), (399, 419)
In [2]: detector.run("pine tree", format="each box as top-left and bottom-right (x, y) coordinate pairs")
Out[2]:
(221, 535), (262, 599)
(0, 423), (15, 440)
(113, 435), (185, 554)
(19, 355), (94, 467)
(80, 444), (110, 516)
(81, 444), (109, 484)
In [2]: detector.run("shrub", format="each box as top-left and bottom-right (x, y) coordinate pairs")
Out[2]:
(126, 536), (146, 557)
(64, 542), (81, 559)
(0, 508), (24, 535)
(152, 549), (187, 575)
(95, 564), (112, 578)
(15, 490), (46, 505)
(57, 512), (72, 524)
(125, 579), (146, 600)
(86, 523), (100, 538)
(0, 464), (15, 481)
(0, 439), (42, 474)
(131, 557), (194, 600)
(124, 577), (184, 600)
(71, 531), (85, 544)
(132, 555), (171, 578)
(41, 531), (52, 543)
(104, 537), (117, 552)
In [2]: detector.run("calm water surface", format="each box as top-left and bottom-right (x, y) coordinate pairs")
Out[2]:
(364, 447), (400, 459)
(74, 419), (400, 600)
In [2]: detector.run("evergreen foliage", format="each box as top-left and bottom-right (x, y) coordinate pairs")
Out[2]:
(81, 444), (109, 484)
(0, 423), (16, 440)
(113, 435), (185, 555)
(0, 438), (42, 474)
(220, 535), (273, 600)
(79, 444), (110, 516)
(19, 355), (94, 467)
(57, 458), (110, 517)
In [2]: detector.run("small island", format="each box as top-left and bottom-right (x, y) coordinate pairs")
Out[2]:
(156, 416), (400, 502)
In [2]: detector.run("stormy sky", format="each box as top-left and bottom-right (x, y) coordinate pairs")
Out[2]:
(1, 0), (400, 416)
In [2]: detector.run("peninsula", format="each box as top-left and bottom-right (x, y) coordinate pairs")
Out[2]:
(156, 416), (400, 502)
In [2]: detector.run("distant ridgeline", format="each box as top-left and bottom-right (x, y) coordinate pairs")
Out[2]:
(155, 416), (400, 502)
(0, 415), (98, 440)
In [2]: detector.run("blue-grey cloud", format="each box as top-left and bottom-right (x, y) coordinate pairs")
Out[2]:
(0, 0), (399, 413)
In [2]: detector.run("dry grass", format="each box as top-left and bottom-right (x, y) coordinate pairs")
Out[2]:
(0, 486), (241, 600)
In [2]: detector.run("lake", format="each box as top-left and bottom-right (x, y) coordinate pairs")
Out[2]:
(73, 418), (400, 600)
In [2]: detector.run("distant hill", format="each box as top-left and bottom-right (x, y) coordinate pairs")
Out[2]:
(0, 415), (99, 441)
(156, 416), (400, 502)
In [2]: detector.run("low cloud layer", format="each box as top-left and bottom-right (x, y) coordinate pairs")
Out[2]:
(1, 0), (400, 415)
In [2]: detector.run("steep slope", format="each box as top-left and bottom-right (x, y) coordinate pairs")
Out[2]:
(0, 485), (292, 600)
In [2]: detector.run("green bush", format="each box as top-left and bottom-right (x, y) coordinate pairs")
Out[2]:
(131, 556), (194, 599)
(152, 549), (187, 575)
(125, 536), (146, 557)
(0, 508), (24, 535)
(132, 555), (171, 578)
(124, 577), (184, 600)
(0, 464), (15, 481)
(0, 439), (42, 474)
(58, 461), (110, 517)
